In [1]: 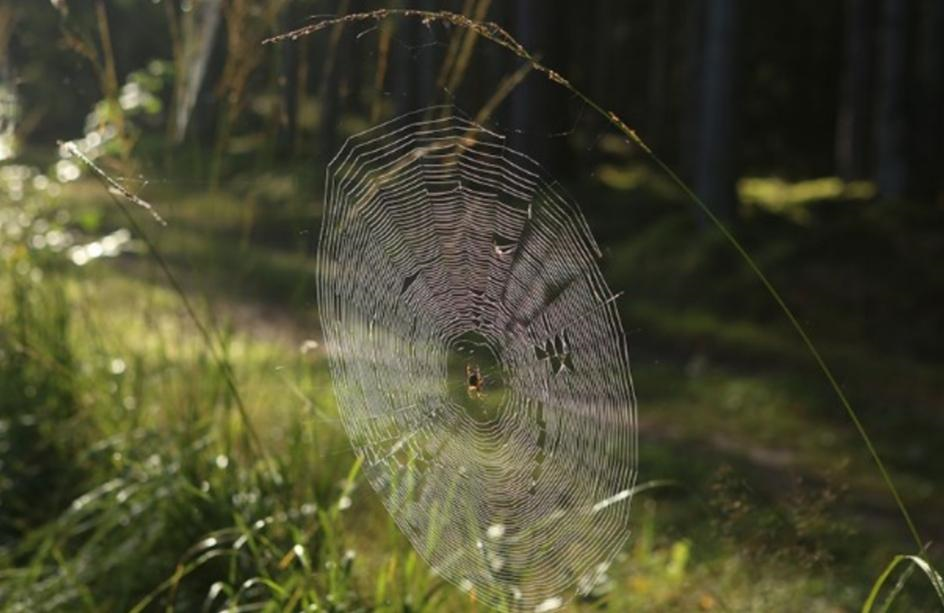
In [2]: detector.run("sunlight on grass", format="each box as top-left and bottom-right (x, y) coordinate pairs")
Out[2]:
(738, 176), (876, 222)
(2, 145), (941, 611)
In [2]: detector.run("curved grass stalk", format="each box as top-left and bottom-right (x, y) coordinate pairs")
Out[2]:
(61, 142), (275, 479)
(264, 7), (925, 552)
(862, 553), (944, 612)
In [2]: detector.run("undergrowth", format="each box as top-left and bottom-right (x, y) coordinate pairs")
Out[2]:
(1, 153), (941, 610)
(0, 7), (941, 609)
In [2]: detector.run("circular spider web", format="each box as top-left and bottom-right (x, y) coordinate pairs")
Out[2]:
(317, 108), (637, 611)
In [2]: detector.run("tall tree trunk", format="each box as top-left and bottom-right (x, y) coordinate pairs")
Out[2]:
(319, 0), (351, 161)
(417, 0), (438, 105)
(694, 0), (738, 219)
(591, 1), (612, 107)
(835, 0), (874, 181)
(276, 3), (298, 158)
(345, 0), (365, 114)
(875, 0), (910, 198)
(510, 0), (571, 176)
(647, 0), (671, 152)
(391, 0), (440, 117)
(172, 0), (222, 144)
(916, 0), (943, 202)
(393, 13), (419, 115)
(511, 0), (541, 157)
(679, 0), (704, 182)
(0, 1), (14, 132)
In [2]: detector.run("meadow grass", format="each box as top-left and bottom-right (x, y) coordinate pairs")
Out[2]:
(1, 161), (942, 611)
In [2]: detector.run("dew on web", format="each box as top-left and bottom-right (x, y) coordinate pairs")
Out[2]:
(316, 107), (637, 611)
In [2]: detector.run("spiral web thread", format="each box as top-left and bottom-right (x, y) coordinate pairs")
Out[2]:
(317, 108), (637, 611)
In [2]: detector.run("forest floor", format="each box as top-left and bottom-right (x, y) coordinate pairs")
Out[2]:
(1, 162), (942, 611)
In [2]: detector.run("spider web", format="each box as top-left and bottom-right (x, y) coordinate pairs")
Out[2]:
(317, 108), (637, 611)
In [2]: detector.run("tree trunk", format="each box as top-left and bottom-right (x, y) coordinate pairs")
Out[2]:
(392, 0), (439, 117)
(694, 0), (738, 219)
(172, 0), (222, 144)
(591, 1), (612, 108)
(319, 0), (351, 161)
(393, 13), (419, 116)
(916, 0), (943, 202)
(647, 0), (671, 152)
(835, 0), (874, 181)
(679, 0), (704, 182)
(510, 0), (541, 158)
(875, 0), (910, 199)
(0, 1), (15, 158)
(276, 4), (298, 158)
(510, 0), (571, 176)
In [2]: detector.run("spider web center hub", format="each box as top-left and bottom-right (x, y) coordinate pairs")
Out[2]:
(446, 330), (506, 424)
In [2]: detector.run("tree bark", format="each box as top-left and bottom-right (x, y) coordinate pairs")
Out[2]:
(875, 0), (910, 198)
(835, 0), (874, 181)
(694, 0), (738, 219)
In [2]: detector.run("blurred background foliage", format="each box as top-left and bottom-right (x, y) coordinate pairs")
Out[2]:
(0, 0), (942, 611)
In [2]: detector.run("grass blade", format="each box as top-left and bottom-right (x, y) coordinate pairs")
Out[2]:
(265, 6), (926, 553)
(862, 553), (944, 612)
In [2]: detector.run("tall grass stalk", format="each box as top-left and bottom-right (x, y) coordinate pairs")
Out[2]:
(264, 7), (927, 555)
(62, 143), (274, 477)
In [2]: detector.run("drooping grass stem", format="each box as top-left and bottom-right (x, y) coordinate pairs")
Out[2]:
(265, 8), (924, 552)
(63, 144), (275, 478)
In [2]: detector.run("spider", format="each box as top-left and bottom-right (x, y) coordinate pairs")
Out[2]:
(466, 364), (484, 399)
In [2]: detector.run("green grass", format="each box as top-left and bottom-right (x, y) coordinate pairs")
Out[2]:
(1, 162), (942, 611)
